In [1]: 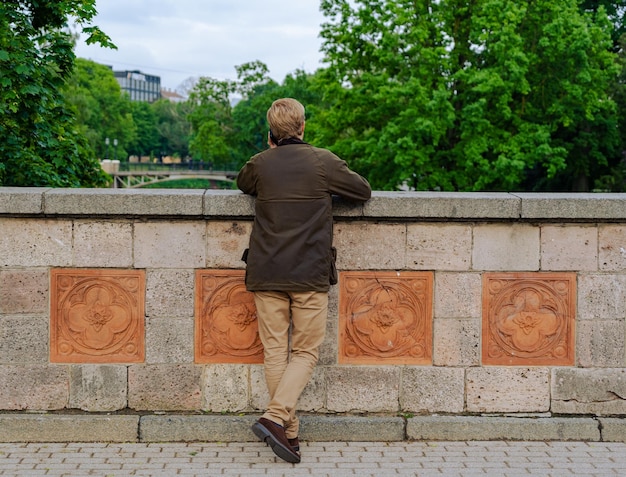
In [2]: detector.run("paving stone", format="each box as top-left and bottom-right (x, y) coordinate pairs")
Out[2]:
(3, 438), (626, 477)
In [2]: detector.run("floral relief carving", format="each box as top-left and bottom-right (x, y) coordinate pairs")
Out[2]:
(50, 269), (145, 363)
(195, 270), (263, 364)
(482, 273), (576, 366)
(339, 271), (433, 364)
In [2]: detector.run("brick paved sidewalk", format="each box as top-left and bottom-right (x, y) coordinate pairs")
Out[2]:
(1, 441), (626, 476)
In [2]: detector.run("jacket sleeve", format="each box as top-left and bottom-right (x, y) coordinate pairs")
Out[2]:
(327, 155), (372, 202)
(236, 160), (257, 195)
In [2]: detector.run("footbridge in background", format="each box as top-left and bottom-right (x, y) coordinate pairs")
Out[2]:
(101, 161), (238, 188)
(110, 169), (238, 188)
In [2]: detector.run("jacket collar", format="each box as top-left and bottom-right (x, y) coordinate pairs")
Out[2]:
(277, 137), (307, 146)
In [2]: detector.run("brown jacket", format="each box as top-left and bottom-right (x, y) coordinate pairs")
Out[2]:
(237, 141), (371, 292)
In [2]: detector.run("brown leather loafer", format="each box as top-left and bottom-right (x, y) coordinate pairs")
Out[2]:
(288, 437), (300, 458)
(252, 418), (301, 464)
(288, 437), (300, 452)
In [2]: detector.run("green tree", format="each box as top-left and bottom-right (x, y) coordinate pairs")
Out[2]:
(188, 76), (235, 167)
(227, 68), (328, 168)
(63, 58), (136, 161)
(580, 0), (626, 48)
(0, 1), (113, 187)
(187, 61), (274, 168)
(128, 101), (159, 159)
(578, 1), (626, 191)
(231, 81), (281, 162)
(152, 99), (193, 160)
(317, 0), (620, 191)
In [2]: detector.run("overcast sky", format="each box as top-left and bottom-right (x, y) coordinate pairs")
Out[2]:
(74, 0), (328, 91)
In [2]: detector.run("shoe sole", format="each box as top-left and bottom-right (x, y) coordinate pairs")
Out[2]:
(251, 422), (301, 464)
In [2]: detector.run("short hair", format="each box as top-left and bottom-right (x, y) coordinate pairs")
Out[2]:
(267, 98), (305, 142)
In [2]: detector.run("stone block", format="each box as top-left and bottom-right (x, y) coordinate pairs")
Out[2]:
(406, 224), (472, 270)
(249, 365), (326, 413)
(203, 190), (255, 217)
(0, 218), (72, 267)
(128, 365), (202, 411)
(541, 225), (598, 271)
(145, 317), (194, 364)
(69, 365), (128, 411)
(473, 224), (540, 271)
(0, 414), (139, 443)
(517, 193), (626, 219)
(466, 367), (550, 413)
(73, 220), (133, 267)
(406, 416), (600, 441)
(552, 368), (626, 415)
(0, 269), (48, 314)
(44, 188), (205, 216)
(577, 274), (626, 320)
(434, 272), (482, 318)
(297, 366), (326, 412)
(201, 364), (249, 412)
(400, 367), (464, 413)
(0, 365), (68, 410)
(331, 195), (368, 218)
(250, 364), (269, 411)
(145, 269), (194, 318)
(134, 221), (206, 268)
(326, 366), (400, 413)
(433, 318), (480, 366)
(140, 414), (404, 443)
(206, 221), (252, 268)
(140, 414), (257, 442)
(577, 320), (625, 367)
(300, 415), (405, 442)
(598, 417), (626, 442)
(0, 187), (45, 214)
(363, 192), (519, 219)
(0, 316), (48, 364)
(334, 222), (406, 270)
(318, 287), (338, 366)
(599, 225), (626, 271)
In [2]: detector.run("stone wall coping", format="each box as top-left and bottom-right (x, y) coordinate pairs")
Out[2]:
(1, 187), (625, 221)
(0, 413), (617, 443)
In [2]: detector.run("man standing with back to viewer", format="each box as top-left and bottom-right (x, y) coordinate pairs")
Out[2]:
(237, 98), (371, 464)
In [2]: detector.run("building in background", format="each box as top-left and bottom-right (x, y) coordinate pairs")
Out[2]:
(114, 70), (161, 102)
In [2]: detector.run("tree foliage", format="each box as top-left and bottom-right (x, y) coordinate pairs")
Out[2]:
(231, 69), (327, 164)
(63, 58), (136, 160)
(0, 0), (113, 187)
(5, 0), (620, 191)
(152, 99), (193, 160)
(187, 61), (274, 168)
(580, 0), (626, 48)
(316, 0), (620, 191)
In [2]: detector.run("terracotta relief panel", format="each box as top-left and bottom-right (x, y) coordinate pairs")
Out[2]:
(339, 271), (433, 365)
(482, 272), (576, 366)
(195, 270), (263, 364)
(50, 269), (145, 363)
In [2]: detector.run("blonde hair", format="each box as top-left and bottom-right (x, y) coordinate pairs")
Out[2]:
(267, 98), (305, 142)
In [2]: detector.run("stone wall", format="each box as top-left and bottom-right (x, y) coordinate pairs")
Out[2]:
(1, 188), (626, 420)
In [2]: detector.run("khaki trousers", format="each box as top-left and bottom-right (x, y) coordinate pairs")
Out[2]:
(253, 290), (328, 439)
